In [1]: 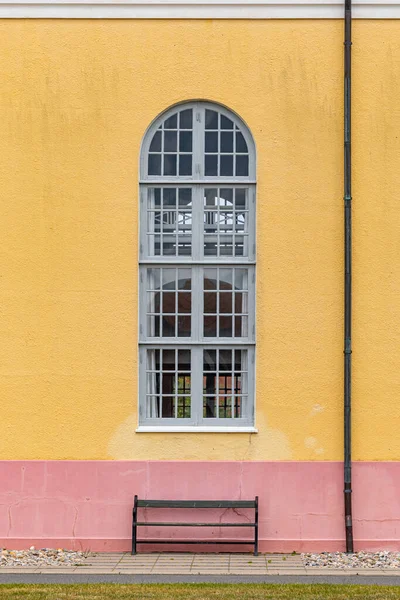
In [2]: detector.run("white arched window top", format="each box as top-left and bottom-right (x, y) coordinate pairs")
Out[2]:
(141, 102), (256, 182)
(138, 102), (256, 431)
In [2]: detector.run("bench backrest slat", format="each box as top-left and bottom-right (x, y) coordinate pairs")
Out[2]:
(136, 500), (255, 508)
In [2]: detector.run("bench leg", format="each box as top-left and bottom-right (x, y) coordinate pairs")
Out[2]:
(254, 495), (259, 556)
(132, 494), (138, 555)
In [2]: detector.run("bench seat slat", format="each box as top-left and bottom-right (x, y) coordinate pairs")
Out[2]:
(136, 540), (255, 545)
(136, 522), (255, 527)
(137, 500), (255, 508)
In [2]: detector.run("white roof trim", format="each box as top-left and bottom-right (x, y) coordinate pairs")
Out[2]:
(0, 1), (399, 19)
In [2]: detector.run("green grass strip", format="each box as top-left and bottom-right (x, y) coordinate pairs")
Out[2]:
(0, 584), (400, 600)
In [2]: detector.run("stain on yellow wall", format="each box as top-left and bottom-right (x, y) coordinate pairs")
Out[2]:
(0, 20), (399, 461)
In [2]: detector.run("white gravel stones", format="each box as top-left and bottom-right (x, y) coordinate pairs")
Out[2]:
(0, 547), (89, 567)
(302, 551), (400, 569)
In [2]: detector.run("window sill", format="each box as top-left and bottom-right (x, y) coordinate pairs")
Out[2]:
(136, 426), (258, 433)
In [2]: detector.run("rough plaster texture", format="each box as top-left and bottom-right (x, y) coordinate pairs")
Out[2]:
(0, 20), (400, 460)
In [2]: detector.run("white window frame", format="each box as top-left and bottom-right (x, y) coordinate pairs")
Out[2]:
(138, 101), (256, 430)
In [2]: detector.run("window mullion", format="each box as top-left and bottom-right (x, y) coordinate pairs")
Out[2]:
(140, 187), (147, 261)
(139, 346), (145, 421)
(191, 346), (203, 425)
(194, 104), (204, 180)
(191, 265), (202, 343)
(249, 185), (256, 262)
(192, 185), (202, 262)
(249, 266), (256, 343)
(139, 266), (146, 342)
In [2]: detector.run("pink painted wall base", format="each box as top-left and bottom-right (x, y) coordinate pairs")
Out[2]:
(1, 461), (399, 552)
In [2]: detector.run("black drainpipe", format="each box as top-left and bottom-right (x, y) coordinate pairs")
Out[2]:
(344, 0), (354, 554)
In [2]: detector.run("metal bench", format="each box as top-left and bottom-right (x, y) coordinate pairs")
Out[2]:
(132, 496), (259, 556)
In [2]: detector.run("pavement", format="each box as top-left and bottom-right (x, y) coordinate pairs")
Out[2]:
(1, 553), (400, 585)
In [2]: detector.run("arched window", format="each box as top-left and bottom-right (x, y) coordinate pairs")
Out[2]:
(139, 102), (256, 429)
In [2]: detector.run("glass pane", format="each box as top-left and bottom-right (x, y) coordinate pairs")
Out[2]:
(163, 291), (175, 313)
(220, 188), (234, 206)
(162, 315), (175, 336)
(178, 315), (191, 337)
(204, 292), (217, 313)
(148, 154), (161, 175)
(179, 154), (192, 176)
(178, 237), (191, 257)
(147, 268), (161, 290)
(163, 188), (176, 206)
(204, 316), (217, 337)
(205, 132), (218, 153)
(147, 348), (160, 370)
(203, 397), (216, 418)
(162, 236), (176, 255)
(219, 397), (232, 418)
(164, 114), (177, 129)
(178, 269), (191, 289)
(219, 316), (232, 337)
(146, 396), (160, 418)
(164, 131), (177, 152)
(162, 397), (174, 418)
(235, 315), (248, 337)
(220, 155), (233, 176)
(147, 292), (160, 313)
(219, 349), (232, 371)
(178, 292), (191, 313)
(163, 372), (175, 393)
(179, 131), (192, 152)
(234, 269), (248, 290)
(221, 115), (234, 129)
(236, 349), (248, 371)
(205, 109), (218, 129)
(204, 269), (217, 289)
(235, 188), (246, 208)
(147, 315), (160, 337)
(178, 349), (191, 368)
(235, 291), (247, 312)
(234, 397), (242, 418)
(153, 187), (162, 207)
(220, 236), (233, 256)
(219, 292), (232, 313)
(205, 155), (218, 176)
(179, 188), (192, 206)
(164, 154), (177, 176)
(219, 268), (233, 288)
(163, 349), (175, 370)
(149, 131), (162, 152)
(204, 349), (216, 370)
(177, 396), (191, 418)
(204, 188), (217, 208)
(179, 109), (193, 129)
(234, 240), (245, 256)
(221, 132), (233, 153)
(236, 155), (249, 176)
(219, 212), (234, 233)
(236, 131), (248, 153)
(163, 269), (176, 289)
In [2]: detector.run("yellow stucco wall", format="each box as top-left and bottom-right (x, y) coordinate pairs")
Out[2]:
(1, 19), (399, 461)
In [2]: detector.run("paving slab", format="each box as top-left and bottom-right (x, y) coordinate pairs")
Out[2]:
(2, 553), (400, 578)
(38, 569), (79, 574)
(0, 569), (40, 574)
